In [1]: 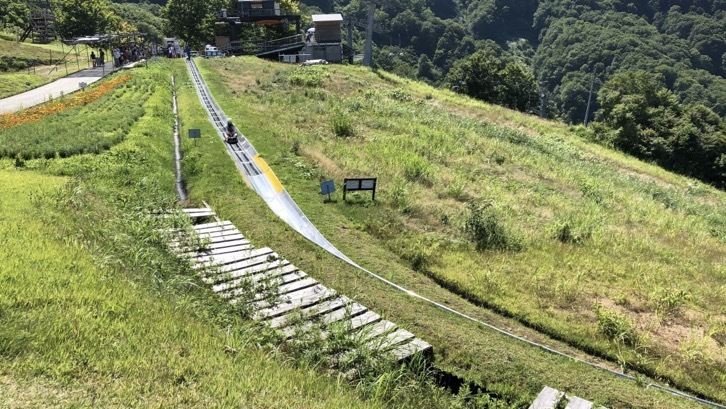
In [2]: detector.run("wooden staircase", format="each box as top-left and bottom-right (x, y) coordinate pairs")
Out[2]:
(20, 3), (57, 44)
(170, 208), (433, 363)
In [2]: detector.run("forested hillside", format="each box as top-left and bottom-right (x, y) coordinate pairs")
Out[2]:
(301, 0), (725, 186)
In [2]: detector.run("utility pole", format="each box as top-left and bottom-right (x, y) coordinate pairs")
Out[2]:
(583, 69), (596, 126)
(539, 83), (547, 119)
(347, 17), (353, 64)
(363, 1), (376, 67)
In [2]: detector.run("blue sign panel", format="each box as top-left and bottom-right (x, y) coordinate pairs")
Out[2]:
(320, 180), (335, 196)
(188, 129), (201, 139)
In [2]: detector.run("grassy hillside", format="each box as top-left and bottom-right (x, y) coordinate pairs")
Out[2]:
(0, 57), (721, 408)
(193, 57), (725, 405)
(0, 65), (450, 408)
(0, 39), (89, 98)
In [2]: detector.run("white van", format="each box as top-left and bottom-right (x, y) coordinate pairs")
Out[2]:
(205, 46), (221, 58)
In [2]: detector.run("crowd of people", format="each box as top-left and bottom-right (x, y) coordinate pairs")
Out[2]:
(88, 44), (150, 69)
(112, 45), (148, 67)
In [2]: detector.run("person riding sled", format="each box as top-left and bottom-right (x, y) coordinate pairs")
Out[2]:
(225, 119), (238, 144)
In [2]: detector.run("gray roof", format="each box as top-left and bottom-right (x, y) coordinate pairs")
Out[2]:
(312, 14), (343, 23)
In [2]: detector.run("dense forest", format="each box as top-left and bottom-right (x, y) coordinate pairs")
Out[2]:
(1, 0), (724, 186)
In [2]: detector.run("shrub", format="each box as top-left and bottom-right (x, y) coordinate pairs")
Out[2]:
(402, 155), (434, 185)
(552, 215), (594, 245)
(649, 287), (691, 318)
(330, 110), (354, 137)
(595, 305), (638, 346)
(464, 201), (515, 251)
(387, 177), (411, 213)
(387, 88), (412, 102)
(288, 66), (329, 87)
(398, 235), (440, 272)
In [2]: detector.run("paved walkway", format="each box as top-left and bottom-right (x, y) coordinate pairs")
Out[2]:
(0, 62), (116, 114)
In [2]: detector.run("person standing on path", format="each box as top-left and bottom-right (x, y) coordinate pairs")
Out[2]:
(90, 51), (96, 67)
(99, 49), (105, 67)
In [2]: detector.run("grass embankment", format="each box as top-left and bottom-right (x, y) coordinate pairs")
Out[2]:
(193, 57), (724, 406)
(0, 38), (89, 98)
(0, 63), (419, 408)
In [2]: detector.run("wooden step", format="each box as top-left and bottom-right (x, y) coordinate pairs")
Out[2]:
(182, 208), (216, 219)
(529, 386), (565, 409)
(194, 247), (275, 267)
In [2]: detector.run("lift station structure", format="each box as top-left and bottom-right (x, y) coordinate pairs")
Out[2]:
(216, 0), (348, 63)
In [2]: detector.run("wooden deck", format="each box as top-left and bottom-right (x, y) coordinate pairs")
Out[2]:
(170, 217), (433, 363)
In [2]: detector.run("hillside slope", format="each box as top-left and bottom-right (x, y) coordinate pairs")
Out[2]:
(195, 57), (725, 406)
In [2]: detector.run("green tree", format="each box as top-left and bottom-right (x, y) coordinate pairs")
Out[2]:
(161, 0), (225, 48)
(111, 1), (165, 43)
(416, 53), (440, 84)
(499, 62), (538, 112)
(597, 71), (679, 158)
(596, 70), (726, 186)
(0, 0), (28, 33)
(52, 0), (118, 38)
(447, 46), (504, 103)
(447, 44), (537, 112)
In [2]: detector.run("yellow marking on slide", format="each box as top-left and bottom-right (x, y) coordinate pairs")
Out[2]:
(253, 154), (284, 194)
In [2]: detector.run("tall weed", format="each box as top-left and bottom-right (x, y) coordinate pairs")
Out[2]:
(464, 201), (518, 251)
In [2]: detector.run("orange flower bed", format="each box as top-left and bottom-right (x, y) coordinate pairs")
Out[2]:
(0, 74), (133, 129)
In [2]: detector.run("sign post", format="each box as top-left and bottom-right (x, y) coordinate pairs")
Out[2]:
(343, 178), (377, 201)
(320, 180), (335, 202)
(188, 129), (201, 146)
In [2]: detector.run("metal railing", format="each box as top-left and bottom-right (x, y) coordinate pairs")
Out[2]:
(229, 34), (304, 55)
(241, 8), (280, 18)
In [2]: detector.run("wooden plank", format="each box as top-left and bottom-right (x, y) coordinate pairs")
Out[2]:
(268, 296), (352, 329)
(219, 270), (309, 300)
(349, 310), (382, 331)
(177, 238), (251, 254)
(191, 226), (240, 237)
(182, 209), (216, 218)
(191, 220), (234, 232)
(369, 328), (415, 351)
(224, 276), (318, 301)
(190, 243), (254, 258)
(194, 247), (275, 267)
(202, 233), (247, 244)
(253, 288), (337, 319)
(182, 207), (215, 214)
(319, 302), (368, 326)
(182, 207), (214, 212)
(565, 396), (594, 409)
(268, 276), (318, 297)
(388, 338), (432, 361)
(282, 302), (368, 339)
(190, 233), (247, 246)
(209, 263), (297, 290)
(355, 319), (397, 343)
(262, 284), (329, 307)
(194, 230), (246, 241)
(529, 386), (564, 409)
(203, 260), (292, 283)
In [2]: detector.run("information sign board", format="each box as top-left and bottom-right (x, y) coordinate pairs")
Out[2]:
(343, 178), (377, 201)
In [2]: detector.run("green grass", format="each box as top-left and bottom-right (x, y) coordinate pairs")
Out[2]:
(0, 57), (721, 408)
(193, 57), (724, 406)
(0, 63), (433, 408)
(0, 38), (90, 98)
